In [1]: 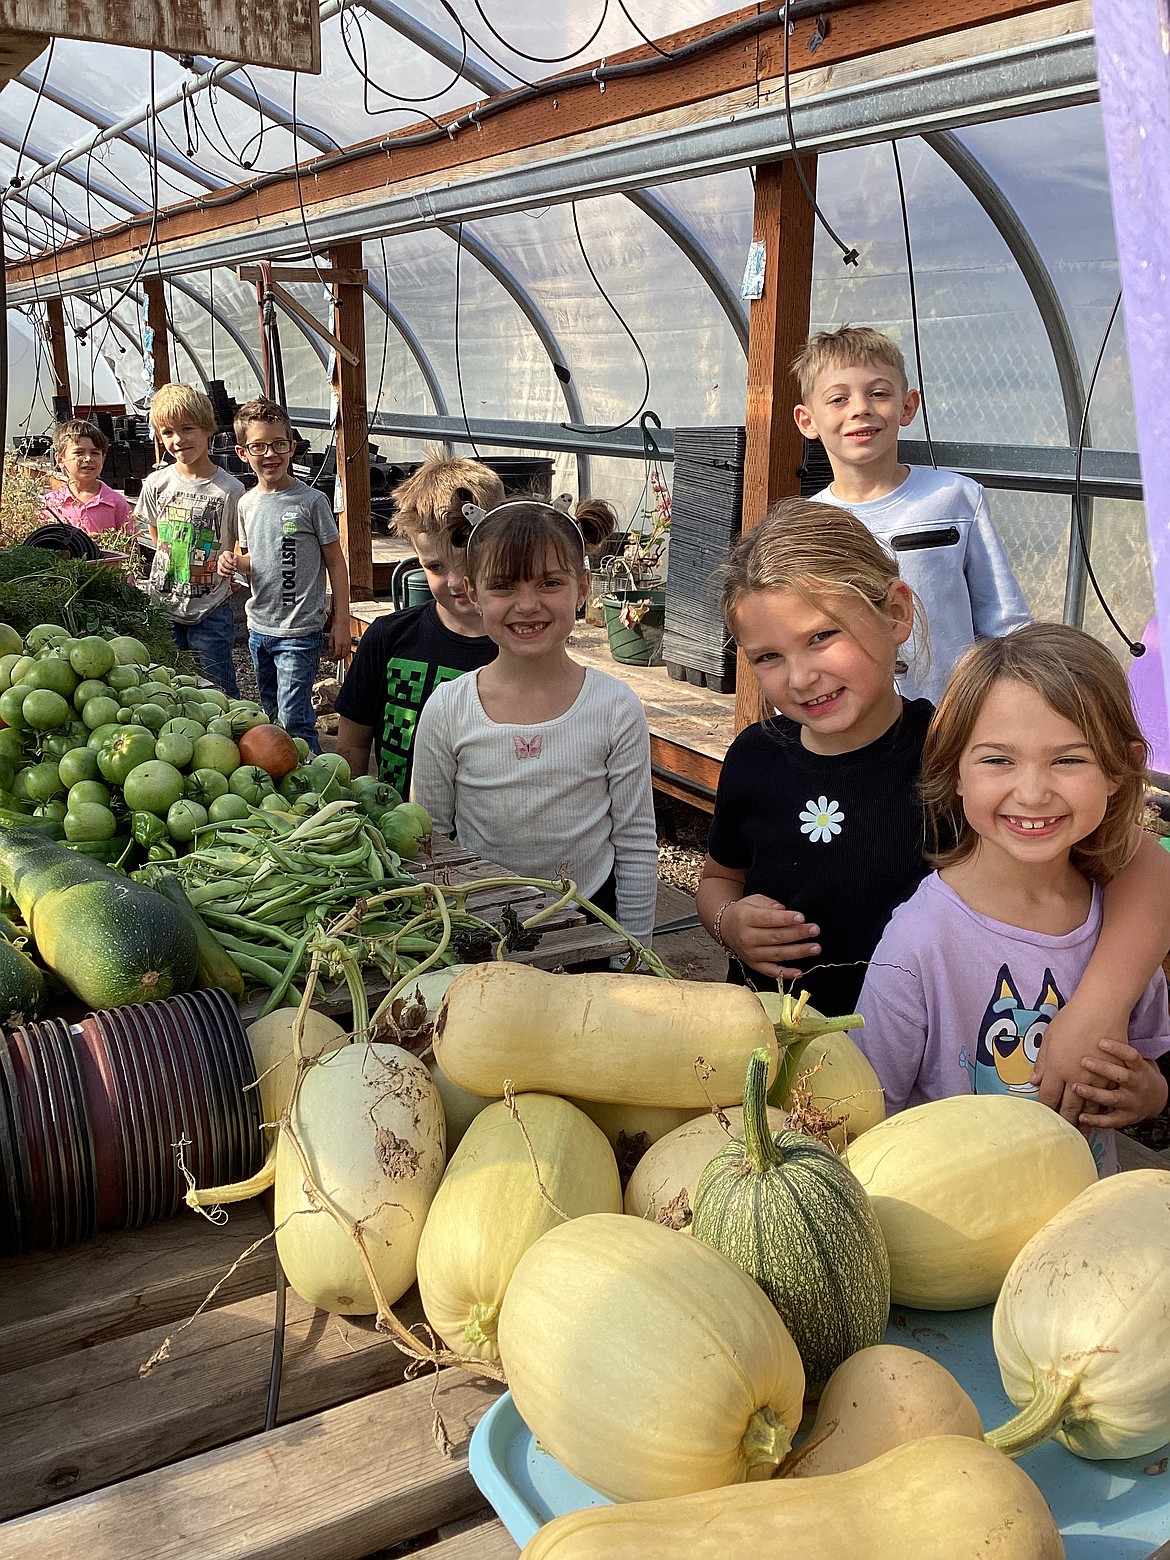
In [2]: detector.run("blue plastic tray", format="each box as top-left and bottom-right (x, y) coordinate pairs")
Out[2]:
(469, 1304), (1170, 1555)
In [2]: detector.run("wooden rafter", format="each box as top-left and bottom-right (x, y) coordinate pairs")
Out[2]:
(7, 0), (1079, 292)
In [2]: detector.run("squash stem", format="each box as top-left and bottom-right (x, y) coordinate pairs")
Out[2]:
(741, 1047), (782, 1171)
(741, 1404), (792, 1477)
(984, 1374), (1080, 1459)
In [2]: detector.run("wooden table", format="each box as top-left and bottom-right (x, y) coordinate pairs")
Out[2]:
(0, 1202), (518, 1559)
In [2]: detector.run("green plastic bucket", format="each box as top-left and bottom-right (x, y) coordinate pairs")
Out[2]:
(601, 590), (666, 666)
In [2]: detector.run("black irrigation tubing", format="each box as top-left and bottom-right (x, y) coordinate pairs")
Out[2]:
(39, 1), (856, 244)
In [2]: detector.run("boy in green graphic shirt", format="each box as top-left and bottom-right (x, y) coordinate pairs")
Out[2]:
(335, 454), (503, 791)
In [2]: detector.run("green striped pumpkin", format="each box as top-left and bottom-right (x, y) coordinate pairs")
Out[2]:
(691, 1047), (890, 1395)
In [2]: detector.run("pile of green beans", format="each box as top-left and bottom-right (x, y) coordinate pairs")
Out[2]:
(150, 799), (474, 1010)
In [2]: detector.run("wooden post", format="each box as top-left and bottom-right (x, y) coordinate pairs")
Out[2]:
(44, 296), (70, 406)
(329, 242), (372, 602)
(142, 275), (170, 390)
(733, 156), (818, 733)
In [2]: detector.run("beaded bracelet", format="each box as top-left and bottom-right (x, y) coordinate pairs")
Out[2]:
(711, 900), (733, 951)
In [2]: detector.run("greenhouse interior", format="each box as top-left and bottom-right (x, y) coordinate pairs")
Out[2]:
(0, 2), (1169, 1557)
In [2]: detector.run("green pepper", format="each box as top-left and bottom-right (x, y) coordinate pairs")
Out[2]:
(132, 809), (170, 847)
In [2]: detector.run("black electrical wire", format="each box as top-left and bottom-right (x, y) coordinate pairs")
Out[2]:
(264, 1264), (287, 1432)
(366, 237), (391, 438)
(780, 0), (857, 267)
(209, 267), (217, 379)
(1070, 288), (1144, 657)
(7, 42), (55, 193)
(291, 73), (335, 293)
(560, 200), (650, 436)
(891, 139), (936, 469)
(615, 0), (675, 59)
(471, 0), (609, 64)
(341, 7), (469, 111)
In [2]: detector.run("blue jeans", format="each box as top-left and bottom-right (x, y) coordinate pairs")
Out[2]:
(172, 599), (239, 697)
(248, 630), (323, 750)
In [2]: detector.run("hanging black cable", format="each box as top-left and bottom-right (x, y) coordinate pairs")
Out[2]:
(452, 220), (481, 457)
(1070, 288), (1144, 657)
(891, 139), (936, 469)
(779, 1), (857, 266)
(560, 201), (650, 436)
(471, 0), (609, 64)
(263, 1264), (287, 1432)
(341, 8), (470, 111)
(8, 42), (54, 192)
(615, 0), (674, 59)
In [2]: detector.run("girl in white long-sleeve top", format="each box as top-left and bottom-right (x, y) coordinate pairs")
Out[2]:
(411, 495), (658, 948)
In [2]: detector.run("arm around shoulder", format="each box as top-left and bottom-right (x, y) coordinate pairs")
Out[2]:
(966, 484), (1030, 638)
(410, 686), (457, 837)
(604, 683), (658, 945)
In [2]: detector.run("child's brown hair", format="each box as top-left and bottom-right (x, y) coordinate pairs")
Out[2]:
(149, 383), (217, 435)
(392, 454), (505, 541)
(53, 418), (108, 459)
(921, 623), (1148, 884)
(233, 397), (293, 446)
(791, 325), (908, 403)
(450, 496), (616, 588)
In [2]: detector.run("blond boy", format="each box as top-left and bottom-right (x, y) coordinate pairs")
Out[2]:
(335, 454), (503, 789)
(134, 384), (244, 695)
(793, 325), (1029, 703)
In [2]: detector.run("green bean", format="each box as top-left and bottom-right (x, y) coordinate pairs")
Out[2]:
(219, 947), (287, 988)
(257, 926), (315, 1017)
(204, 913), (300, 950)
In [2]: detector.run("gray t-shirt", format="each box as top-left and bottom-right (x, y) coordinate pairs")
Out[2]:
(237, 478), (341, 637)
(135, 464), (243, 626)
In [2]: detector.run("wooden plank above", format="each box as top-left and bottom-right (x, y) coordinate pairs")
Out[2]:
(0, 1369), (502, 1560)
(0, 0), (320, 71)
(0, 26), (45, 91)
(237, 266), (369, 287)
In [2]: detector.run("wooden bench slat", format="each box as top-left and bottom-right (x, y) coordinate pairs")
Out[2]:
(0, 1281), (426, 1521)
(0, 1371), (501, 1560)
(422, 1516), (520, 1558)
(0, 1203), (276, 1375)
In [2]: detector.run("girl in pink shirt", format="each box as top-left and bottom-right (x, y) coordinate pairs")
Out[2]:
(42, 419), (130, 537)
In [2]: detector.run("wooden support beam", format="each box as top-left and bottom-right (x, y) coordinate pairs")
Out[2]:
(7, 0), (1079, 291)
(734, 156), (818, 734)
(142, 275), (171, 391)
(236, 264), (369, 287)
(330, 242), (373, 603)
(43, 296), (70, 404)
(267, 282), (359, 367)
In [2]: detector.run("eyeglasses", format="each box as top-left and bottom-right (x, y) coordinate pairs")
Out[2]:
(243, 439), (292, 456)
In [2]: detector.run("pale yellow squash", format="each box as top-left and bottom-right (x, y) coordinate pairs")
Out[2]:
(246, 1007), (348, 1127)
(786, 1029), (885, 1150)
(428, 1059), (495, 1156)
(497, 1212), (805, 1503)
(416, 1094), (621, 1362)
(989, 1168), (1170, 1461)
(844, 1093), (1096, 1309)
(275, 1043), (445, 1314)
(790, 1344), (982, 1476)
(434, 963), (776, 1106)
(623, 1105), (792, 1228)
(518, 1435), (1063, 1558)
(570, 1098), (702, 1172)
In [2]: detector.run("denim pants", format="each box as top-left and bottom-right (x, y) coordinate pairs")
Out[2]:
(172, 599), (239, 697)
(248, 629), (323, 750)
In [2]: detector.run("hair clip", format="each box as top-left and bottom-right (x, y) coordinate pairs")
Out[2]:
(461, 501), (487, 525)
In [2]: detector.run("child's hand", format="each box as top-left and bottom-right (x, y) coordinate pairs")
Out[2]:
(1031, 1003), (1104, 1131)
(718, 895), (821, 982)
(1074, 1037), (1169, 1130)
(327, 621), (352, 663)
(216, 549), (237, 578)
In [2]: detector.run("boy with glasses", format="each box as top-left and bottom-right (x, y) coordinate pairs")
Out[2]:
(136, 383), (244, 695)
(217, 397), (351, 751)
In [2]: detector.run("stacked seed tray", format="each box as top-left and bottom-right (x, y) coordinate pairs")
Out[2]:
(661, 426), (745, 694)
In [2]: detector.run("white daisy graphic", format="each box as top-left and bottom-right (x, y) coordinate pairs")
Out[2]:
(799, 795), (844, 844)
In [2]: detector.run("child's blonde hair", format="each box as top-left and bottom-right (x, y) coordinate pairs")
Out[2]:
(721, 496), (924, 637)
(921, 623), (1148, 884)
(53, 418), (108, 458)
(149, 383), (217, 435)
(791, 325), (908, 403)
(392, 454), (505, 541)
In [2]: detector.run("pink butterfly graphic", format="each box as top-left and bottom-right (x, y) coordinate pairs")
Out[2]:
(513, 734), (543, 760)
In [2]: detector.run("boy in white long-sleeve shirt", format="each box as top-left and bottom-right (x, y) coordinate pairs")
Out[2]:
(792, 325), (1030, 704)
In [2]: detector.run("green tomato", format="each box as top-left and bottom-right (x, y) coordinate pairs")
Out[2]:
(229, 708), (271, 737)
(73, 679), (113, 711)
(160, 716), (205, 742)
(82, 695), (123, 731)
(68, 636), (117, 680)
(310, 752), (352, 785)
(394, 801), (433, 838)
(108, 635), (150, 666)
(116, 707), (133, 723)
(351, 777), (403, 817)
(227, 764), (274, 806)
(173, 674), (198, 688)
(149, 665), (177, 687)
(166, 798), (208, 843)
(0, 726), (24, 761)
(119, 686), (150, 708)
(198, 688), (230, 713)
(204, 714), (234, 737)
(291, 736), (312, 762)
(190, 733), (240, 778)
(185, 767), (230, 806)
(64, 800), (118, 841)
(106, 664), (141, 692)
(22, 656), (78, 700)
(10, 766), (34, 801)
(154, 731), (195, 770)
(97, 726), (156, 785)
(86, 721), (128, 751)
(131, 702), (168, 733)
(279, 767), (316, 803)
(0, 623), (22, 657)
(21, 688), (72, 730)
(131, 809), (170, 847)
(7, 655), (35, 686)
(68, 779), (112, 808)
(0, 686), (29, 729)
(38, 731), (77, 762)
(0, 754), (12, 792)
(25, 624), (69, 652)
(24, 759), (64, 802)
(59, 746), (99, 788)
(258, 794), (295, 819)
(207, 792), (250, 824)
(123, 759), (186, 815)
(0, 652), (24, 692)
(34, 798), (68, 823)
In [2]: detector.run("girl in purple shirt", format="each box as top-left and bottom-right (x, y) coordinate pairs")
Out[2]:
(855, 623), (1170, 1172)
